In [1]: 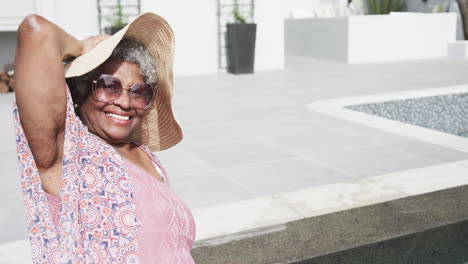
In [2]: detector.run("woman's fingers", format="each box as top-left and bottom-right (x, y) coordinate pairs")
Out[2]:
(81, 34), (111, 55)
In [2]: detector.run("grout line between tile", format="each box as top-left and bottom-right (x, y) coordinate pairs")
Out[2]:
(267, 141), (359, 179)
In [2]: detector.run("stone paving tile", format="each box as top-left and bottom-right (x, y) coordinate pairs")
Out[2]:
(319, 116), (414, 146)
(0, 205), (28, 243)
(0, 151), (19, 172)
(0, 169), (26, 243)
(220, 157), (350, 196)
(182, 139), (297, 169)
(169, 171), (257, 209)
(313, 145), (439, 179)
(178, 123), (250, 145)
(156, 145), (215, 179)
(270, 128), (376, 157)
(381, 139), (468, 163)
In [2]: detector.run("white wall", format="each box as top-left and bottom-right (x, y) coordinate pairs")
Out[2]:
(140, 0), (218, 76)
(255, 0), (285, 72)
(285, 13), (457, 63)
(348, 13), (457, 63)
(408, 0), (464, 41)
(53, 0), (100, 39)
(0, 0), (35, 31)
(285, 17), (348, 60)
(141, 0), (285, 75)
(0, 0), (284, 76)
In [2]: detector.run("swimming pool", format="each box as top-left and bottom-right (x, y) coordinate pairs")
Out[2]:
(307, 85), (468, 153)
(346, 93), (468, 138)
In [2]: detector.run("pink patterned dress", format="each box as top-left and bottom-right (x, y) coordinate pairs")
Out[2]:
(46, 146), (196, 263)
(14, 85), (196, 263)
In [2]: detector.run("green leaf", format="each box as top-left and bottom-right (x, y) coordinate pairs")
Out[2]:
(367, 0), (407, 14)
(233, 6), (247, 24)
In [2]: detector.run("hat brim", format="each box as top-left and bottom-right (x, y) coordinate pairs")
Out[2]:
(66, 13), (163, 78)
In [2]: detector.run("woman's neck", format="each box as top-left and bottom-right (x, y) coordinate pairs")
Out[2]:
(112, 142), (138, 155)
(89, 131), (136, 154)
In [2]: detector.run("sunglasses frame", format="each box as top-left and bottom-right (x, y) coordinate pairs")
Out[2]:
(91, 74), (156, 110)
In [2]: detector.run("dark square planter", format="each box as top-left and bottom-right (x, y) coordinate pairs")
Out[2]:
(226, 23), (257, 74)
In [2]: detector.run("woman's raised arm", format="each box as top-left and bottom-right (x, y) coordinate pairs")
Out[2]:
(14, 14), (107, 169)
(15, 14), (83, 169)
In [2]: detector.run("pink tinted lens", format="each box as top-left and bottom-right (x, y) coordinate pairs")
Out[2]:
(129, 83), (154, 109)
(95, 75), (122, 102)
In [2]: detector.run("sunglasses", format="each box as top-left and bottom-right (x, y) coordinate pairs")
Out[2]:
(92, 74), (155, 110)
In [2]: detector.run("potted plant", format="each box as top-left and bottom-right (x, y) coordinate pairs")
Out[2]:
(365, 0), (407, 14)
(104, 0), (128, 35)
(226, 5), (257, 74)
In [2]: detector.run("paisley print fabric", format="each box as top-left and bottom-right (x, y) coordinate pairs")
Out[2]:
(14, 85), (162, 263)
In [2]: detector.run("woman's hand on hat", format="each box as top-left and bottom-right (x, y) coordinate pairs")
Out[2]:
(80, 35), (111, 55)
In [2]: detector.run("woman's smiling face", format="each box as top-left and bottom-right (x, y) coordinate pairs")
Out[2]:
(79, 59), (147, 145)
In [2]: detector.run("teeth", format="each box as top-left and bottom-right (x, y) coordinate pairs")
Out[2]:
(106, 113), (130, 120)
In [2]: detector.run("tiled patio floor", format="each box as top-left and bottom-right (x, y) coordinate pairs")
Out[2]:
(163, 56), (468, 209)
(2, 56), (468, 260)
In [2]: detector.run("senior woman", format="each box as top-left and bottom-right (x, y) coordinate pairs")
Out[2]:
(13, 12), (195, 263)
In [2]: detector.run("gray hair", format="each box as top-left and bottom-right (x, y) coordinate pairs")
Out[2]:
(67, 38), (157, 107)
(111, 39), (156, 84)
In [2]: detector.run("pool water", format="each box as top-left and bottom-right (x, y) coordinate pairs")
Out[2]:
(346, 93), (468, 138)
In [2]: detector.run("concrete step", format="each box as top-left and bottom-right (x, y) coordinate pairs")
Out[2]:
(295, 219), (468, 264)
(191, 184), (468, 264)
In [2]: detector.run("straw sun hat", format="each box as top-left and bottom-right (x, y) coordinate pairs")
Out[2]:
(64, 12), (182, 151)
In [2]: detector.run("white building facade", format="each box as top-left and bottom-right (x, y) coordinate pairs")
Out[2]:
(0, 0), (285, 76)
(0, 0), (462, 75)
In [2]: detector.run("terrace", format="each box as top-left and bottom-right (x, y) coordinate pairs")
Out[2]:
(1, 55), (468, 262)
(1, 0), (468, 263)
